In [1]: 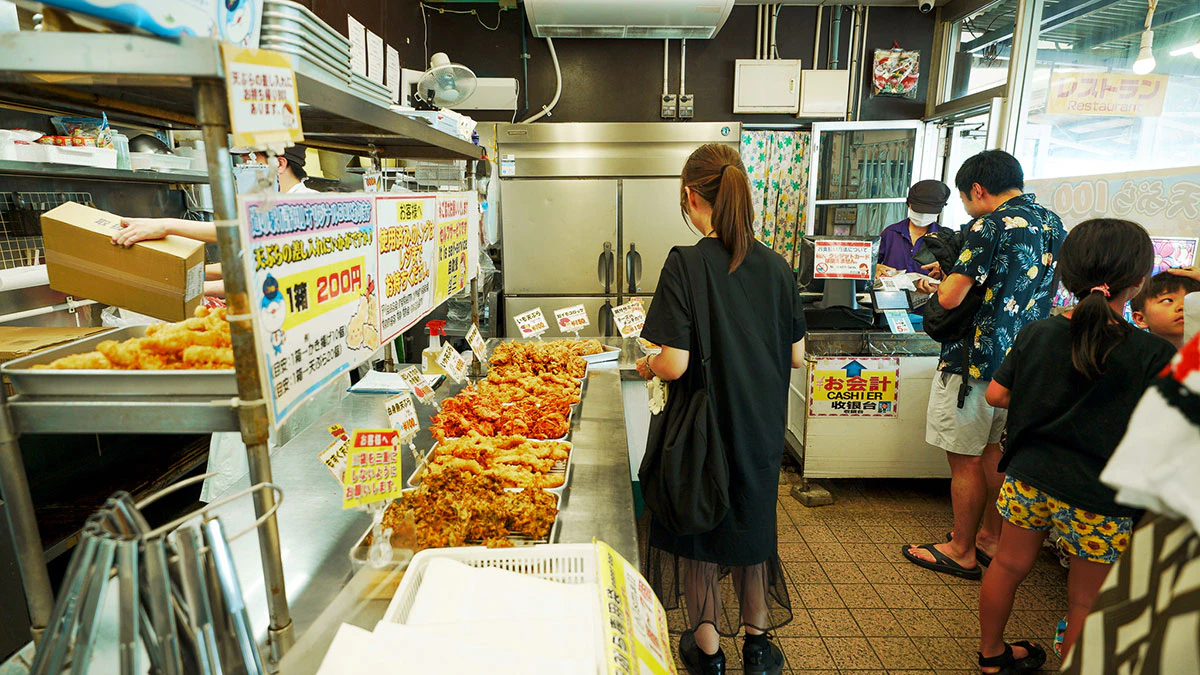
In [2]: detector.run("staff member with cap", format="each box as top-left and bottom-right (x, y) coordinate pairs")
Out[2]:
(875, 179), (951, 278)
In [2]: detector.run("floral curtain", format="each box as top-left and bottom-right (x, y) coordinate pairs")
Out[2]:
(740, 130), (812, 271)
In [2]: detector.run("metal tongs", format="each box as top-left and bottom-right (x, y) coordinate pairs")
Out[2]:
(29, 477), (282, 675)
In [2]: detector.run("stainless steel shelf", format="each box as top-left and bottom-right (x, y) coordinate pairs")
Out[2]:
(0, 161), (210, 184)
(0, 32), (484, 161)
(7, 395), (241, 434)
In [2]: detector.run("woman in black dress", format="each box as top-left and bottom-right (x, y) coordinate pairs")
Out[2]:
(636, 143), (806, 675)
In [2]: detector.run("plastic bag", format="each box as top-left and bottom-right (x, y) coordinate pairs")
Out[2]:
(872, 48), (920, 99)
(50, 112), (114, 149)
(101, 306), (160, 328)
(200, 432), (251, 503)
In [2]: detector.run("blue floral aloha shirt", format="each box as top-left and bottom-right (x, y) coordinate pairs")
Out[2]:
(939, 193), (1066, 381)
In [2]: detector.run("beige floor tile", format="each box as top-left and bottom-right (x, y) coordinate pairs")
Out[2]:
(875, 584), (926, 609)
(858, 562), (908, 585)
(891, 608), (951, 638)
(916, 583), (969, 610)
(860, 525), (907, 543)
(911, 636), (976, 670)
(784, 561), (830, 585)
(798, 524), (839, 543)
(775, 609), (819, 637)
(778, 637), (837, 670)
(795, 583), (847, 609)
(808, 541), (853, 562)
(832, 524), (873, 543)
(778, 542), (815, 562)
(846, 543), (892, 563)
(851, 608), (908, 637)
(824, 636), (885, 670)
(934, 608), (981, 637)
(809, 608), (864, 637)
(822, 561), (868, 584)
(834, 583), (888, 609)
(869, 636), (930, 670)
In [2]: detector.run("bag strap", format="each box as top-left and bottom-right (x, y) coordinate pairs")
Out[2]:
(670, 245), (712, 366)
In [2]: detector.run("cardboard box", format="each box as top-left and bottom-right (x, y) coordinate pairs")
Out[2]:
(41, 202), (206, 321)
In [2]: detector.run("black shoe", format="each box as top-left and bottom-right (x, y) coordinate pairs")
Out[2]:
(679, 630), (726, 675)
(742, 634), (784, 675)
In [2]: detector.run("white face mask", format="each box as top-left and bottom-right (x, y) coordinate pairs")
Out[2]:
(908, 209), (938, 228)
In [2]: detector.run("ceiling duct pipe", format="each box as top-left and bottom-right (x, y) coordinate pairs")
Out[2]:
(829, 4), (842, 70)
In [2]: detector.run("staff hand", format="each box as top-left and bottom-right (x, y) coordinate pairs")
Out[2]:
(113, 218), (167, 248)
(1166, 266), (1200, 282)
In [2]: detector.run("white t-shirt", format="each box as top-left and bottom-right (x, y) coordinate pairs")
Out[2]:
(286, 180), (317, 194)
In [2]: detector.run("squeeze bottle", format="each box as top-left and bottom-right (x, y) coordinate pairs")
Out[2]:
(422, 320), (448, 375)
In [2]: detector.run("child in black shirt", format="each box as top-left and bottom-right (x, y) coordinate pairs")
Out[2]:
(975, 219), (1177, 674)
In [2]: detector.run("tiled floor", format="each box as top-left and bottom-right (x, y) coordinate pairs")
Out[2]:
(653, 477), (1071, 674)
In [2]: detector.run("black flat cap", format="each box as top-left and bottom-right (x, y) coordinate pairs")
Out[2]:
(907, 180), (951, 214)
(282, 144), (308, 168)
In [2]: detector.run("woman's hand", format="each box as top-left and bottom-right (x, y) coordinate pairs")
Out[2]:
(113, 218), (167, 247)
(1167, 266), (1200, 282)
(636, 356), (654, 380)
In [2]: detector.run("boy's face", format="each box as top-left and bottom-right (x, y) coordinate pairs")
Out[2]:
(1133, 288), (1188, 343)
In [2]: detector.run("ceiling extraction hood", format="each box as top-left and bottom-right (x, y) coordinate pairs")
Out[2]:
(524, 0), (736, 39)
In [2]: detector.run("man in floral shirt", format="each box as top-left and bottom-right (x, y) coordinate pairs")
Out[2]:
(904, 150), (1066, 580)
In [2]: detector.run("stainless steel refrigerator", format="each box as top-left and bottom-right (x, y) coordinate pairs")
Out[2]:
(496, 122), (741, 336)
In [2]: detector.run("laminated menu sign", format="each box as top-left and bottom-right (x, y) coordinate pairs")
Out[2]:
(596, 541), (676, 675)
(384, 393), (420, 440)
(437, 343), (468, 383)
(813, 240), (873, 280)
(240, 194), (380, 428)
(343, 429), (402, 509)
(319, 437), (350, 483)
(808, 357), (900, 417)
(466, 324), (488, 362)
(555, 304), (590, 334)
(434, 196), (473, 305)
(220, 45), (303, 150)
(376, 195), (436, 342)
(611, 301), (646, 338)
(399, 365), (435, 403)
(514, 308), (549, 338)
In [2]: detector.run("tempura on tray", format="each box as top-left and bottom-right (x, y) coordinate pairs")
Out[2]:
(419, 431), (571, 490)
(34, 306), (234, 371)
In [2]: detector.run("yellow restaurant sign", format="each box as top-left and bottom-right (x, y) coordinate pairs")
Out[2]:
(1047, 72), (1168, 117)
(221, 44), (305, 149)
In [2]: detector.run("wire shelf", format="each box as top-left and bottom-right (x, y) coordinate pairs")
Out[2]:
(0, 191), (94, 270)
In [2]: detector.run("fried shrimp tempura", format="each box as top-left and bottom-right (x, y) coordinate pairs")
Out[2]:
(37, 306), (233, 371)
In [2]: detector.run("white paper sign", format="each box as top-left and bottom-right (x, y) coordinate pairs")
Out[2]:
(348, 15), (367, 77)
(437, 343), (468, 382)
(386, 45), (401, 103)
(398, 365), (435, 403)
(319, 437), (350, 483)
(554, 304), (590, 334)
(221, 45), (303, 149)
(514, 308), (549, 338)
(385, 392), (420, 440)
(363, 171), (382, 193)
(883, 309), (915, 334)
(611, 301), (646, 338)
(813, 240), (874, 280)
(466, 324), (488, 362)
(367, 30), (384, 84)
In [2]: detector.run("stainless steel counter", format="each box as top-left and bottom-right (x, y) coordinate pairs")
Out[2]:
(805, 329), (941, 357)
(202, 347), (635, 672)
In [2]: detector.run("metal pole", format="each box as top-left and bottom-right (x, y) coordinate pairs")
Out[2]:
(192, 79), (295, 666)
(0, 389), (53, 645)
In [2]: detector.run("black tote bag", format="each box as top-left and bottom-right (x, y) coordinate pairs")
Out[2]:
(638, 246), (730, 536)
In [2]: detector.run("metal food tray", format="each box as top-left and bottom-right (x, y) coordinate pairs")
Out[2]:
(259, 22), (349, 68)
(260, 37), (348, 79)
(350, 488), (563, 561)
(407, 440), (573, 496)
(262, 9), (349, 49)
(350, 73), (391, 97)
(264, 0), (346, 38)
(1, 326), (237, 397)
(581, 344), (621, 364)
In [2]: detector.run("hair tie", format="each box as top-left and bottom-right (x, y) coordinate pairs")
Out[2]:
(1090, 284), (1111, 298)
(720, 164), (734, 175)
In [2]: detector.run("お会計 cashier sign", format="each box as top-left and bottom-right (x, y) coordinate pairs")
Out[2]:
(808, 357), (900, 417)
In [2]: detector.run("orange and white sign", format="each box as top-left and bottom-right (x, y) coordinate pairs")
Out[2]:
(1047, 72), (1168, 117)
(813, 240), (873, 280)
(221, 45), (304, 149)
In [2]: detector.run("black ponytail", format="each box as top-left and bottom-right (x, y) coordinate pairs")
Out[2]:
(1056, 219), (1153, 379)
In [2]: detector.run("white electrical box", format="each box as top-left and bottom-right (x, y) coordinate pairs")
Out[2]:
(798, 69), (851, 118)
(733, 59), (802, 114)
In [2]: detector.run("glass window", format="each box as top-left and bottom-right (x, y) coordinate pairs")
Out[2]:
(940, 113), (992, 229)
(1016, 0), (1200, 179)
(811, 128), (920, 237)
(943, 0), (1019, 101)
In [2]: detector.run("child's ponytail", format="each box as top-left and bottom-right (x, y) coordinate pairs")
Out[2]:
(1057, 219), (1153, 379)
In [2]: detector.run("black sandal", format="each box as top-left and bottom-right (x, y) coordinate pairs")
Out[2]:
(946, 530), (994, 566)
(977, 641), (1046, 674)
(902, 543), (983, 580)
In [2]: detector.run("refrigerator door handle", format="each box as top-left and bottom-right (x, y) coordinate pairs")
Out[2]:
(598, 242), (615, 293)
(598, 300), (615, 338)
(625, 243), (642, 294)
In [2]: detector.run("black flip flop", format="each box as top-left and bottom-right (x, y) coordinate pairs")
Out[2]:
(902, 543), (983, 580)
(945, 531), (994, 567)
(977, 640), (1046, 674)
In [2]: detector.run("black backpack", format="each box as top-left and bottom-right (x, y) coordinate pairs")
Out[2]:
(919, 230), (984, 344)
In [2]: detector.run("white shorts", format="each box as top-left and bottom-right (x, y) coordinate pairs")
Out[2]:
(926, 372), (1007, 457)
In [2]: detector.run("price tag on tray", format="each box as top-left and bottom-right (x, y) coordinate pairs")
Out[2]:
(398, 365), (435, 403)
(513, 308), (549, 338)
(318, 437), (350, 483)
(327, 424), (349, 441)
(466, 323), (488, 363)
(554, 304), (590, 334)
(436, 343), (469, 383)
(343, 430), (402, 509)
(611, 301), (646, 338)
(385, 393), (420, 441)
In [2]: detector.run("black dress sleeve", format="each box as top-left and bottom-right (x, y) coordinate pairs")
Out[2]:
(642, 249), (692, 351)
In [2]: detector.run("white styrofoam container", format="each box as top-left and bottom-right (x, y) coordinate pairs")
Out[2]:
(13, 143), (47, 163)
(129, 152), (193, 172)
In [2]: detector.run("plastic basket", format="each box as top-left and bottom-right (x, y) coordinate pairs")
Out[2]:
(382, 543), (599, 625)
